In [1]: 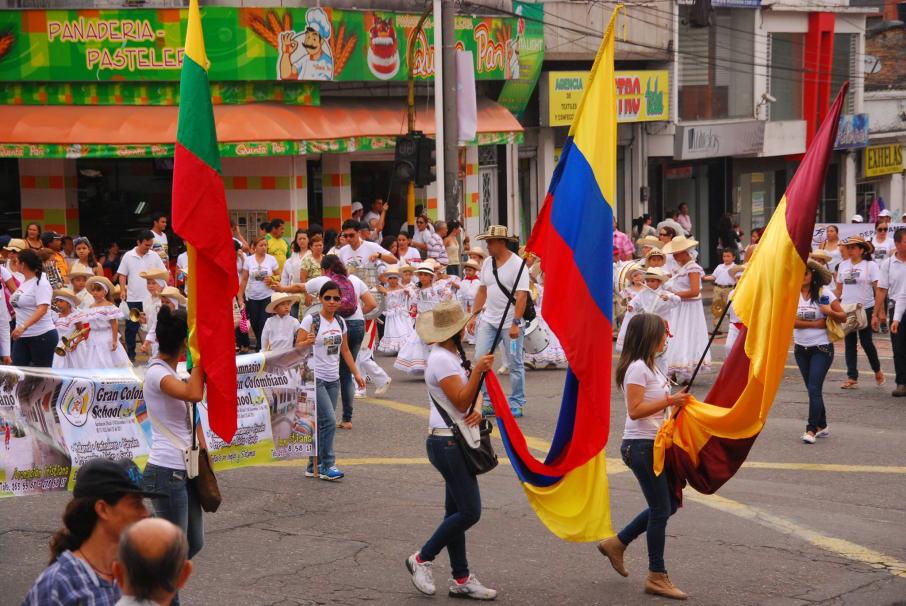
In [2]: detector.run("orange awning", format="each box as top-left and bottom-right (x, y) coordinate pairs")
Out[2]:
(0, 97), (521, 146)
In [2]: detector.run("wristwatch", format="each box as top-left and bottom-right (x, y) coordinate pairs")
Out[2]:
(512, 319), (523, 327)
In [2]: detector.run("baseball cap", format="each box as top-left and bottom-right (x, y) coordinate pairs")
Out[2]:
(879, 209), (891, 218)
(41, 230), (62, 246)
(72, 458), (167, 499)
(850, 214), (863, 223)
(351, 201), (364, 213)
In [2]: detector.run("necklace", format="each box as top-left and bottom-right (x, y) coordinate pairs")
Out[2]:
(76, 548), (113, 579)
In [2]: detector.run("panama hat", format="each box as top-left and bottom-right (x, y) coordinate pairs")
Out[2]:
(467, 246), (487, 259)
(382, 264), (401, 278)
(68, 263), (95, 279)
(662, 235), (699, 255)
(842, 235), (874, 254)
(416, 299), (471, 344)
(139, 268), (169, 281)
(806, 260), (833, 286)
(52, 288), (81, 307)
(463, 260), (481, 272)
(265, 292), (299, 314)
(86, 276), (115, 294)
(399, 264), (415, 273)
(644, 267), (670, 282)
(3, 238), (26, 252)
(808, 249), (833, 264)
(475, 225), (518, 242)
(414, 262), (435, 275)
(160, 286), (187, 307)
(636, 235), (662, 250)
(645, 248), (666, 259)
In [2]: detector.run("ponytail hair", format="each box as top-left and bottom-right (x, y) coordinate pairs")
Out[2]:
(49, 494), (123, 564)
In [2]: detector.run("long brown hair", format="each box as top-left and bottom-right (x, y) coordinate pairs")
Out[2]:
(615, 313), (666, 389)
(49, 494), (124, 564)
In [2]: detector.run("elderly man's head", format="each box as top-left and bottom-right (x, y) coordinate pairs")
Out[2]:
(113, 518), (192, 604)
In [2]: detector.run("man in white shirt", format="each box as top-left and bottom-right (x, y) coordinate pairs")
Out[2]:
(118, 230), (166, 361)
(337, 220), (397, 270)
(466, 225), (529, 417)
(876, 226), (906, 397)
(150, 213), (169, 264)
(363, 198), (387, 241)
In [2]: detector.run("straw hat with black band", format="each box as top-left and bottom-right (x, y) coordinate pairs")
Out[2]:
(415, 262), (435, 276)
(661, 235), (699, 255)
(3, 239), (25, 252)
(475, 225), (518, 242)
(416, 300), (471, 344)
(265, 292), (300, 314)
(806, 259), (833, 286)
(808, 249), (833, 265)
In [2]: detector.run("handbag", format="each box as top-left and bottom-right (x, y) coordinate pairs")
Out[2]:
(239, 306), (250, 334)
(827, 303), (867, 339)
(189, 403), (222, 513)
(429, 394), (498, 475)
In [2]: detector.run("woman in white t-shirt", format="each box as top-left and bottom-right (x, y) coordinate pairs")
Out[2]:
(140, 306), (207, 561)
(835, 236), (884, 389)
(238, 236), (280, 352)
(795, 261), (847, 444)
(0, 262), (18, 363)
(297, 281), (366, 481)
(10, 249), (58, 367)
(598, 313), (691, 600)
(405, 300), (497, 600)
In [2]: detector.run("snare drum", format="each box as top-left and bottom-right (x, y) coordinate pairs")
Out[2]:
(523, 318), (550, 354)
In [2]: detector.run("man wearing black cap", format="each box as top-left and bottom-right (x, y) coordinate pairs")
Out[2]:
(41, 230), (69, 287)
(22, 458), (163, 606)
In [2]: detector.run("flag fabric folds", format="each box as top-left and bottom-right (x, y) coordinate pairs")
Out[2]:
(486, 7), (622, 542)
(653, 83), (850, 502)
(172, 0), (239, 442)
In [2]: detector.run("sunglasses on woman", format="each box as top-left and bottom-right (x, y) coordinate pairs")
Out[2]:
(322, 295), (342, 302)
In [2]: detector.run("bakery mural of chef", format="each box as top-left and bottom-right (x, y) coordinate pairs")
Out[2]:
(278, 7), (334, 81)
(366, 15), (400, 80)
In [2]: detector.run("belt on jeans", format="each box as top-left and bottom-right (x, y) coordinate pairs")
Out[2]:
(715, 284), (734, 288)
(429, 428), (454, 437)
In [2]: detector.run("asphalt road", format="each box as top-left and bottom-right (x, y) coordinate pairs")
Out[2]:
(2, 336), (906, 605)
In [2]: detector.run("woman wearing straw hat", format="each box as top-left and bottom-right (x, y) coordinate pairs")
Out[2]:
(835, 235), (884, 389)
(661, 236), (710, 383)
(83, 276), (132, 369)
(405, 300), (497, 600)
(795, 260), (847, 443)
(50, 288), (88, 369)
(395, 263), (443, 375)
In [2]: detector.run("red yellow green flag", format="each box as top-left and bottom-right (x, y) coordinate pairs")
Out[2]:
(172, 0), (238, 442)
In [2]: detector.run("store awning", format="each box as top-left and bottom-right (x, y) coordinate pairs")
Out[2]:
(0, 98), (523, 159)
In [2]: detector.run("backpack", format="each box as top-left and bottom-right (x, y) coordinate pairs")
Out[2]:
(326, 272), (358, 318)
(308, 312), (346, 338)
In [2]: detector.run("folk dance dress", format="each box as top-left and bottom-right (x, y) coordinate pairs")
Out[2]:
(615, 287), (681, 352)
(83, 305), (132, 369)
(523, 285), (568, 369)
(394, 284), (442, 375)
(663, 260), (711, 382)
(457, 276), (481, 345)
(378, 288), (413, 354)
(52, 311), (90, 369)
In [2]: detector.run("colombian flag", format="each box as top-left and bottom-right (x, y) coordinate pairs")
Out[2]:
(653, 83), (850, 500)
(486, 8), (622, 542)
(172, 0), (238, 442)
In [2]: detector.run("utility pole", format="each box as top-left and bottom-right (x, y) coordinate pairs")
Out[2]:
(440, 0), (458, 224)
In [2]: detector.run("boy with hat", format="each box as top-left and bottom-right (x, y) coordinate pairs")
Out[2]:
(261, 292), (302, 352)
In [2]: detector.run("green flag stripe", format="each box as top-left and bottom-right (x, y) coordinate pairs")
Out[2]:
(176, 55), (221, 174)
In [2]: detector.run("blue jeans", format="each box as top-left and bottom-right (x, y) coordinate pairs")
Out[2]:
(141, 463), (204, 559)
(794, 344), (833, 433)
(310, 378), (340, 471)
(616, 439), (677, 574)
(340, 319), (365, 422)
(125, 301), (143, 360)
(419, 436), (481, 580)
(474, 319), (525, 408)
(12, 328), (58, 367)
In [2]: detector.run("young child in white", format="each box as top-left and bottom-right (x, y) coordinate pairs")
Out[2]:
(68, 266), (94, 309)
(51, 289), (88, 369)
(395, 264), (441, 375)
(616, 268), (680, 352)
(140, 270), (167, 355)
(378, 267), (412, 354)
(458, 261), (481, 345)
(83, 277), (131, 369)
(260, 293), (301, 352)
(703, 248), (739, 331)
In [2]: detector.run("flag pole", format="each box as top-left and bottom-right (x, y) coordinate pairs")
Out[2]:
(687, 296), (734, 390)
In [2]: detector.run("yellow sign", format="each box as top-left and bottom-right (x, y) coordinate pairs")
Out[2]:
(864, 144), (903, 178)
(547, 70), (669, 127)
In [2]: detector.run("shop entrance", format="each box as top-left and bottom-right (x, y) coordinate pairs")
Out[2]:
(0, 159), (21, 236)
(350, 161), (405, 236)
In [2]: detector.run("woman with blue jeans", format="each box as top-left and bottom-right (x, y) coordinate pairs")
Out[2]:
(795, 260), (846, 443)
(141, 306), (206, 606)
(599, 313), (691, 600)
(10, 249), (58, 367)
(405, 300), (497, 600)
(297, 280), (365, 481)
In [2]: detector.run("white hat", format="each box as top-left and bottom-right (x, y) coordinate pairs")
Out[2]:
(661, 235), (699, 255)
(879, 209), (891, 218)
(850, 214), (864, 223)
(265, 292), (300, 314)
(415, 300), (471, 344)
(351, 201), (364, 213)
(52, 288), (81, 307)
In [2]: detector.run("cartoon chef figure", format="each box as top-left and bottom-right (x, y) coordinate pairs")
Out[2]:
(278, 7), (334, 81)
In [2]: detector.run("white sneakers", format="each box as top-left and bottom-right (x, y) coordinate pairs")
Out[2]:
(406, 553), (435, 595)
(801, 432), (816, 444)
(448, 575), (498, 600)
(816, 427), (830, 438)
(375, 377), (392, 396)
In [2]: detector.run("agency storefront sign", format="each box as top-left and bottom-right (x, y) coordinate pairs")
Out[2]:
(0, 7), (539, 83)
(864, 144), (904, 178)
(674, 121), (765, 160)
(542, 70), (669, 126)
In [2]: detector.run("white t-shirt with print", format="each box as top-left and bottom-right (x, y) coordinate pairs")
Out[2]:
(11, 276), (54, 337)
(243, 254), (279, 301)
(479, 253), (530, 325)
(794, 289), (836, 347)
(872, 238), (893, 263)
(836, 259), (880, 307)
(338, 241), (393, 269)
(621, 359), (670, 440)
(305, 274), (369, 321)
(300, 313), (346, 382)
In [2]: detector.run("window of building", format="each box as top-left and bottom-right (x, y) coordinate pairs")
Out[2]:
(831, 33), (857, 114)
(768, 33), (804, 121)
(678, 8), (755, 121)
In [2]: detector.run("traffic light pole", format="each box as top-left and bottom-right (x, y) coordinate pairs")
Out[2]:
(440, 0), (458, 225)
(406, 7), (432, 236)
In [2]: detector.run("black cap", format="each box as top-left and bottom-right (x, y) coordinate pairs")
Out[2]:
(40, 230), (62, 246)
(0, 235), (10, 249)
(73, 458), (167, 499)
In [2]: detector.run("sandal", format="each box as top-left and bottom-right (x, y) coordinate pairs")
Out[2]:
(875, 371), (886, 386)
(840, 379), (858, 389)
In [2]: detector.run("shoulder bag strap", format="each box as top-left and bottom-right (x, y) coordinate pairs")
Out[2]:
(491, 257), (527, 306)
(429, 392), (456, 429)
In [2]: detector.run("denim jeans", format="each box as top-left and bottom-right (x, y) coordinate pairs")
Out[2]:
(245, 298), (271, 352)
(339, 319), (365, 422)
(310, 378), (340, 471)
(794, 344), (834, 433)
(844, 306), (881, 380)
(141, 463), (204, 559)
(474, 319), (525, 408)
(124, 301), (143, 360)
(12, 328), (58, 367)
(616, 439), (677, 574)
(890, 305), (906, 386)
(419, 435), (482, 580)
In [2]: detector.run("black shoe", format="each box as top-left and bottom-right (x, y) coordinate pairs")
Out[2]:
(892, 385), (906, 397)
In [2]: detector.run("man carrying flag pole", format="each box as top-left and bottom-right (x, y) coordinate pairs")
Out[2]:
(172, 0), (239, 443)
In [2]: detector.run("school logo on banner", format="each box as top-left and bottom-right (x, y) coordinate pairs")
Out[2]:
(59, 381), (93, 427)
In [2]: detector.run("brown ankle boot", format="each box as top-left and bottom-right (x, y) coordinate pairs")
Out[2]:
(596, 536), (628, 577)
(644, 572), (688, 600)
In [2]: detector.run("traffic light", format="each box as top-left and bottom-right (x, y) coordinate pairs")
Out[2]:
(415, 135), (436, 188)
(394, 133), (419, 182)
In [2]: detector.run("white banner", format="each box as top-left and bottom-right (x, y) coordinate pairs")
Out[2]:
(812, 223), (903, 250)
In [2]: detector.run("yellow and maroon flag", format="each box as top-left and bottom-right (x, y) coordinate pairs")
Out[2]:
(654, 83), (850, 500)
(172, 0), (238, 442)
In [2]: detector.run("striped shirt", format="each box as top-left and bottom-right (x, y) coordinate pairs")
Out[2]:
(22, 550), (120, 606)
(426, 233), (449, 265)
